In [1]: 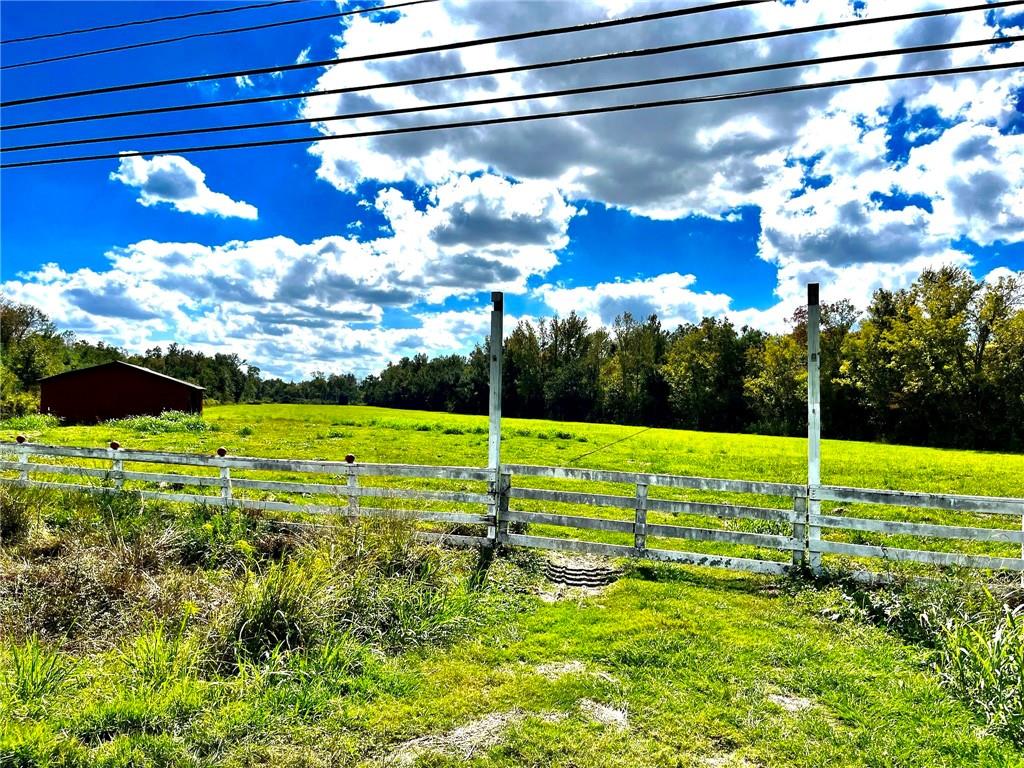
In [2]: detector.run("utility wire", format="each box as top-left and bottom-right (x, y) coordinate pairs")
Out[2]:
(568, 427), (653, 465)
(0, 0), (772, 107)
(5, 35), (1014, 154)
(1, 0), (437, 71)
(1, 0), (307, 45)
(4, 0), (1017, 131)
(3, 59), (1018, 169)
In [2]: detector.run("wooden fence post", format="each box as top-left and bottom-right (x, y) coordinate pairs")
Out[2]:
(634, 482), (649, 554)
(109, 442), (123, 490)
(792, 495), (806, 570)
(220, 467), (232, 507)
(347, 466), (359, 516)
(15, 437), (29, 487)
(806, 282), (823, 575)
(496, 470), (511, 546)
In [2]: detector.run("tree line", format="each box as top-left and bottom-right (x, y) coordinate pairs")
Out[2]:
(2, 266), (1022, 450)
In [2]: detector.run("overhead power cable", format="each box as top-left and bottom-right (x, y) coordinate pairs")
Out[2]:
(0, 0), (306, 45)
(3, 59), (1018, 170)
(3, 0), (1017, 129)
(0, 0), (772, 107)
(1, 0), (437, 71)
(5, 35), (1014, 154)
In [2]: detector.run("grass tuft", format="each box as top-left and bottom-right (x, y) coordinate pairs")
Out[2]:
(2, 636), (76, 709)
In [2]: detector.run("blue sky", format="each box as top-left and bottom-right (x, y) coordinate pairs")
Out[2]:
(1, 0), (1022, 378)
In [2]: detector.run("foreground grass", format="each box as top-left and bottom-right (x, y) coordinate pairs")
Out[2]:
(3, 562), (1019, 767)
(2, 405), (1023, 765)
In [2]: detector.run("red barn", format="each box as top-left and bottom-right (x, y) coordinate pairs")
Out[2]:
(40, 361), (204, 424)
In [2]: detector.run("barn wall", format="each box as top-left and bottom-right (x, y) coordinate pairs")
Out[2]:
(40, 366), (203, 424)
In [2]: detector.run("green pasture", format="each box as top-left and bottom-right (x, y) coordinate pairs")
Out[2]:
(3, 403), (1023, 569)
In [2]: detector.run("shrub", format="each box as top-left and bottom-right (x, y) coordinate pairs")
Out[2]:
(238, 425), (254, 437)
(104, 411), (208, 435)
(2, 636), (76, 708)
(0, 413), (58, 431)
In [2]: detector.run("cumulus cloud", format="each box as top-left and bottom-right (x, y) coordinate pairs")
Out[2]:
(110, 155), (259, 219)
(296, 0), (1022, 323)
(539, 273), (732, 329)
(2, 173), (574, 378)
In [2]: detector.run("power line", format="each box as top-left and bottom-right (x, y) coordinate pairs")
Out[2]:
(6, 35), (1014, 154)
(3, 59), (1018, 170)
(1, 0), (438, 71)
(4, 0), (1017, 130)
(0, 0), (772, 107)
(0, 0), (307, 45)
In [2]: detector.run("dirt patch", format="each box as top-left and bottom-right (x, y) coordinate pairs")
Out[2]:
(386, 710), (523, 765)
(535, 660), (587, 679)
(580, 699), (628, 729)
(702, 755), (758, 767)
(767, 693), (813, 712)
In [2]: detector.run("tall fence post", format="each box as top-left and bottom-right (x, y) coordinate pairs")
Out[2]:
(488, 291), (504, 547)
(806, 283), (822, 575)
(634, 482), (649, 554)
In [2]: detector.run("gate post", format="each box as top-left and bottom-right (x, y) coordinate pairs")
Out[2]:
(806, 283), (822, 575)
(487, 291), (504, 548)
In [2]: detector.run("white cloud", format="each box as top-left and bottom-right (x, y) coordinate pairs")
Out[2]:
(110, 155), (259, 220)
(3, 174), (575, 378)
(296, 0), (1023, 325)
(539, 273), (732, 329)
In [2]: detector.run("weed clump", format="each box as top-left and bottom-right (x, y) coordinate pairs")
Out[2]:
(937, 597), (1024, 745)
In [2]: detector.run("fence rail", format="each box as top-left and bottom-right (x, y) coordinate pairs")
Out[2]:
(2, 441), (1023, 578)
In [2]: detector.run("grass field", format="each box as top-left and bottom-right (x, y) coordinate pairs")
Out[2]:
(2, 404), (1023, 766)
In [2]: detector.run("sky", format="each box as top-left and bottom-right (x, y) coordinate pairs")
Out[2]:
(1, 0), (1022, 380)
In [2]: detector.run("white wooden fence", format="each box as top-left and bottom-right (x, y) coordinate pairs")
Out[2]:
(3, 440), (1024, 579)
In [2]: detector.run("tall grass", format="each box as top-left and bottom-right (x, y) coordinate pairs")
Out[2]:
(0, 485), (42, 544)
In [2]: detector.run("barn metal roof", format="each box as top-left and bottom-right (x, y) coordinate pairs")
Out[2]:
(39, 360), (206, 390)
